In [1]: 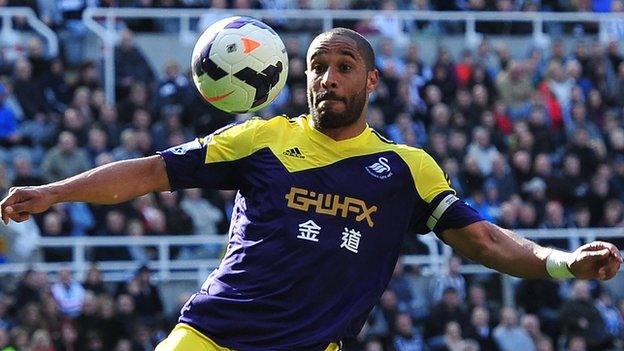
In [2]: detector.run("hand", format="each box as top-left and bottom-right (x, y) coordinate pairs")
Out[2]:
(569, 241), (623, 280)
(0, 186), (56, 224)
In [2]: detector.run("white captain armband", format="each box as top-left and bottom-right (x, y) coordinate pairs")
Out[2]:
(426, 194), (459, 231)
(546, 249), (575, 279)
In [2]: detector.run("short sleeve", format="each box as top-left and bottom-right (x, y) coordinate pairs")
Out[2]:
(158, 119), (262, 190)
(411, 152), (482, 234)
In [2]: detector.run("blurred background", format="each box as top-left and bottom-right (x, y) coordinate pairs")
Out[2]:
(2, 0), (624, 350)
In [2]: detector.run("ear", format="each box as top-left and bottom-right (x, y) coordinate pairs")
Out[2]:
(367, 69), (379, 93)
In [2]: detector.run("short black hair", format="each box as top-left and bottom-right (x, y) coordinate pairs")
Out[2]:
(313, 28), (376, 71)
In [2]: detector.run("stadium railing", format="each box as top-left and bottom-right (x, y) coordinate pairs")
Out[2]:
(2, 227), (621, 278)
(82, 8), (624, 104)
(0, 7), (59, 58)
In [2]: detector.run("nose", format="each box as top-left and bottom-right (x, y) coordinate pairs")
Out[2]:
(320, 66), (338, 89)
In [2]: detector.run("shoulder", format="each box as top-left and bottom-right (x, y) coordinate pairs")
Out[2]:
(390, 143), (436, 169)
(214, 114), (297, 136)
(252, 114), (306, 141)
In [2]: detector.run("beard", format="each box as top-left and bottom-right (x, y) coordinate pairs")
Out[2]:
(308, 85), (367, 130)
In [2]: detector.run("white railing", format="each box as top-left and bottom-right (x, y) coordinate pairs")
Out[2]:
(82, 8), (624, 104)
(1, 228), (622, 305)
(0, 7), (59, 58)
(2, 228), (622, 281)
(2, 234), (226, 286)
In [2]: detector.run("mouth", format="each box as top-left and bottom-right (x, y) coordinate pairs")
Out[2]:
(316, 95), (344, 106)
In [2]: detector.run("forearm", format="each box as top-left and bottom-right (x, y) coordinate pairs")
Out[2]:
(443, 221), (553, 278)
(478, 224), (552, 278)
(45, 155), (170, 205)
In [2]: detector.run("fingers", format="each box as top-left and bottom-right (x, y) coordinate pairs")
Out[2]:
(599, 257), (621, 280)
(585, 241), (623, 263)
(579, 248), (610, 260)
(7, 199), (35, 215)
(604, 242), (623, 263)
(0, 187), (18, 225)
(0, 187), (35, 225)
(10, 212), (30, 223)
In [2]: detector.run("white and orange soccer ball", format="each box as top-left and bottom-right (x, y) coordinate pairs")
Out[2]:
(191, 16), (289, 113)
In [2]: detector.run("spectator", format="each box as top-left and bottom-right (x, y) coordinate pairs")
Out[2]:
(11, 153), (44, 186)
(157, 60), (191, 109)
(83, 265), (107, 295)
(371, 1), (409, 44)
(535, 336), (554, 351)
(125, 218), (152, 262)
(73, 61), (101, 92)
(594, 291), (623, 341)
(126, 266), (163, 322)
(12, 270), (46, 312)
(93, 210), (130, 261)
(40, 131), (91, 183)
(431, 255), (466, 303)
(97, 296), (119, 349)
(41, 58), (71, 112)
(431, 321), (463, 351)
(197, 0), (232, 32)
(13, 58), (50, 120)
(114, 29), (156, 101)
(460, 154), (485, 196)
(0, 82), (24, 148)
(393, 313), (425, 351)
(425, 287), (469, 342)
(55, 322), (79, 351)
(86, 126), (110, 165)
(51, 268), (86, 318)
(151, 105), (193, 151)
(606, 0), (624, 41)
(465, 306), (499, 351)
(521, 314), (545, 346)
(466, 126), (499, 176)
(113, 294), (138, 342)
(158, 191), (193, 234)
(493, 307), (536, 351)
(487, 153), (518, 201)
(566, 335), (588, 351)
(180, 188), (224, 236)
(69, 86), (93, 125)
(386, 112), (427, 147)
(112, 129), (141, 161)
(40, 212), (72, 262)
(496, 60), (534, 119)
(29, 329), (54, 351)
(559, 280), (612, 350)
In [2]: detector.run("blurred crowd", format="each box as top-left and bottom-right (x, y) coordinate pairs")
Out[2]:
(4, 0), (624, 40)
(345, 256), (624, 351)
(0, 264), (184, 351)
(0, 257), (622, 351)
(1, 0), (624, 350)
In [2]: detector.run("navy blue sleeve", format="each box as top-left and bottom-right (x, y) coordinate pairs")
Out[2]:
(433, 200), (484, 236)
(158, 138), (242, 191)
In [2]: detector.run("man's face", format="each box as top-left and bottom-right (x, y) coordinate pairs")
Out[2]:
(306, 34), (376, 130)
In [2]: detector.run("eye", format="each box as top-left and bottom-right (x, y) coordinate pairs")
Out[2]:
(340, 64), (352, 72)
(312, 64), (326, 74)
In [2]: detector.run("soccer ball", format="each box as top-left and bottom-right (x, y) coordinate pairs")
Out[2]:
(191, 16), (289, 113)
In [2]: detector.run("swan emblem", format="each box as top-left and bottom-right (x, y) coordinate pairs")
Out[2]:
(365, 157), (392, 179)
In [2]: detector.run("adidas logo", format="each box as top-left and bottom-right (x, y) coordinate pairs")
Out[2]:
(283, 147), (305, 159)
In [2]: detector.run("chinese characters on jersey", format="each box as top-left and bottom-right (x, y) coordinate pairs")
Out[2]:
(297, 220), (321, 242)
(297, 220), (362, 254)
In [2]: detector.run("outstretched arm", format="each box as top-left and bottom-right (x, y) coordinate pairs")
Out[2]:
(441, 221), (622, 280)
(1, 155), (170, 224)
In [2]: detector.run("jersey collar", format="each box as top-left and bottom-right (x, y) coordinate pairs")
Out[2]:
(303, 114), (371, 150)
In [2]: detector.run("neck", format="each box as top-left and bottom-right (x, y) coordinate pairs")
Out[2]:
(314, 116), (367, 141)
